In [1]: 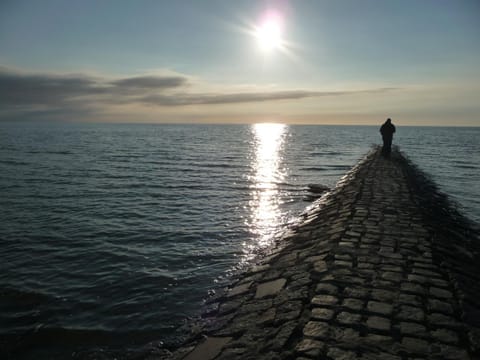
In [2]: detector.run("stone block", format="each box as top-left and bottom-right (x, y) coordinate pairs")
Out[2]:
(342, 298), (364, 311)
(227, 281), (252, 297)
(184, 337), (232, 360)
(311, 307), (335, 321)
(366, 316), (391, 332)
(313, 260), (328, 274)
(399, 322), (427, 337)
(431, 329), (459, 344)
(337, 311), (362, 325)
(327, 347), (358, 360)
(315, 283), (339, 295)
(311, 294), (338, 306)
(428, 313), (460, 328)
(370, 289), (396, 302)
(343, 286), (369, 299)
(303, 321), (329, 339)
(428, 299), (454, 314)
(429, 287), (453, 299)
(295, 338), (325, 357)
(397, 305), (425, 322)
(367, 301), (393, 315)
(398, 294), (422, 306)
(401, 337), (429, 354)
(401, 282), (425, 295)
(330, 327), (361, 345)
(255, 278), (286, 298)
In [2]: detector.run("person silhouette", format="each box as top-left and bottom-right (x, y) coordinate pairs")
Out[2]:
(380, 118), (396, 157)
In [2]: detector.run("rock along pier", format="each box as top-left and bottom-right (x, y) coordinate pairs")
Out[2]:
(163, 148), (480, 360)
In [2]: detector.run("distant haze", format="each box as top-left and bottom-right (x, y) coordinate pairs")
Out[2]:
(0, 0), (479, 126)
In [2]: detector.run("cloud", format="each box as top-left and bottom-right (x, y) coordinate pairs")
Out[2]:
(0, 66), (398, 120)
(138, 88), (398, 106)
(111, 76), (188, 89)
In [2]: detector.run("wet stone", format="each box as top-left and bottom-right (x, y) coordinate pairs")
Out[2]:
(330, 327), (361, 345)
(258, 308), (276, 325)
(311, 294), (338, 306)
(399, 322), (427, 337)
(335, 260), (353, 267)
(364, 333), (394, 347)
(218, 299), (243, 315)
(342, 298), (364, 311)
(313, 260), (328, 274)
(397, 305), (425, 322)
(295, 338), (325, 357)
(432, 344), (470, 360)
(337, 311), (362, 325)
(428, 299), (454, 314)
(315, 283), (338, 295)
(250, 264), (270, 274)
(255, 278), (286, 299)
(273, 287), (308, 305)
(269, 321), (297, 350)
(407, 274), (429, 284)
(184, 337), (232, 360)
(381, 271), (403, 282)
(431, 329), (459, 344)
(429, 287), (453, 299)
(311, 307), (335, 321)
(370, 289), (396, 302)
(275, 309), (301, 324)
(398, 293), (422, 306)
(367, 301), (393, 315)
(262, 269), (285, 281)
(361, 352), (401, 360)
(327, 347), (358, 360)
(237, 299), (272, 315)
(303, 321), (329, 339)
(401, 337), (430, 354)
(344, 287), (370, 299)
(227, 282), (252, 297)
(358, 262), (375, 269)
(366, 316), (391, 332)
(401, 282), (425, 295)
(428, 313), (460, 328)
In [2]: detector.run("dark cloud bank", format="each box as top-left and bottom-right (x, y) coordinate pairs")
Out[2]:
(0, 67), (396, 120)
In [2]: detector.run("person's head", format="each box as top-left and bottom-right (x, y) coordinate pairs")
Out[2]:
(386, 118), (391, 124)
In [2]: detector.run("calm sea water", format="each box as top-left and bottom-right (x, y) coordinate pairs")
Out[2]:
(0, 123), (479, 358)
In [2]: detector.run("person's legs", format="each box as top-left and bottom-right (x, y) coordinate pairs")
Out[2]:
(385, 137), (392, 155)
(382, 136), (392, 157)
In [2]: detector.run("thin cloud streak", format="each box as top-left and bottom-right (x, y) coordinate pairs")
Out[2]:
(111, 76), (188, 89)
(138, 88), (398, 106)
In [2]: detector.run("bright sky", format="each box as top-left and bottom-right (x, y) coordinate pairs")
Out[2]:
(0, 0), (479, 125)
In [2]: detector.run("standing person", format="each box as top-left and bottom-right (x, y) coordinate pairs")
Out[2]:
(380, 118), (396, 157)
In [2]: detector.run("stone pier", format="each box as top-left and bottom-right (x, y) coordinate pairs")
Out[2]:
(161, 148), (480, 360)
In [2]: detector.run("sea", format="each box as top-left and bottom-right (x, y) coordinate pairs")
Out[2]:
(0, 122), (479, 359)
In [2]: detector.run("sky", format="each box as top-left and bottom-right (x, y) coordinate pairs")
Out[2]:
(0, 0), (479, 126)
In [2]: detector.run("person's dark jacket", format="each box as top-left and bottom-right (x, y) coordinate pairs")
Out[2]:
(380, 121), (395, 138)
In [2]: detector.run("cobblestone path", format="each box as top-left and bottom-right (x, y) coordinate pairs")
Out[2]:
(166, 149), (480, 360)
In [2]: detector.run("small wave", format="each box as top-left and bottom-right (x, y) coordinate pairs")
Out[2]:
(44, 150), (72, 155)
(0, 287), (54, 306)
(454, 164), (478, 170)
(310, 151), (342, 156)
(301, 167), (329, 171)
(0, 159), (29, 166)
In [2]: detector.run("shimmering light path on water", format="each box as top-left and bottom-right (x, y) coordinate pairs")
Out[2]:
(245, 123), (287, 259)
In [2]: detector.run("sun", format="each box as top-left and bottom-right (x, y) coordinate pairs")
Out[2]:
(255, 14), (284, 51)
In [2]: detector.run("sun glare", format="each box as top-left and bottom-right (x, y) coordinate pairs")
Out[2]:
(255, 13), (284, 51)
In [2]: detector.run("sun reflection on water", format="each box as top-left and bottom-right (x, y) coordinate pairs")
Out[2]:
(244, 123), (288, 260)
